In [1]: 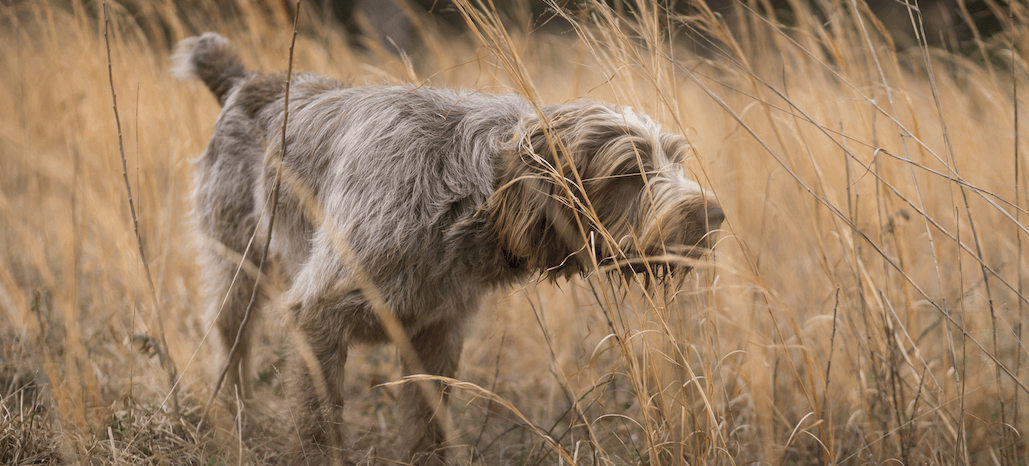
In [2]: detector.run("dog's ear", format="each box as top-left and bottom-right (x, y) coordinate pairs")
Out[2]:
(486, 110), (593, 278)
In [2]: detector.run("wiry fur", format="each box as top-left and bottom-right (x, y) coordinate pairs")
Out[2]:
(174, 33), (724, 465)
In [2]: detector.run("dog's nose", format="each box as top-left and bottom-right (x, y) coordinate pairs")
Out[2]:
(704, 204), (725, 227)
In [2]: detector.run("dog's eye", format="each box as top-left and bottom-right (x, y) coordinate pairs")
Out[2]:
(614, 160), (650, 180)
(660, 134), (691, 162)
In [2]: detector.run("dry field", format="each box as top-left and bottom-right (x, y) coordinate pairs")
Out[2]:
(1, 0), (1027, 464)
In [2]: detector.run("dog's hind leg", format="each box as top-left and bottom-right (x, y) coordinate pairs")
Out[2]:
(192, 94), (267, 404)
(198, 237), (264, 403)
(401, 319), (465, 466)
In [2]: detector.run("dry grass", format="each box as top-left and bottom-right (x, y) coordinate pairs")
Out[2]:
(1, 0), (1027, 464)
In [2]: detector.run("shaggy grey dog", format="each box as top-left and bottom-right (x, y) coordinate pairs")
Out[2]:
(173, 32), (724, 465)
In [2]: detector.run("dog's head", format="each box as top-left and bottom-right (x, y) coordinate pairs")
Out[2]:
(489, 102), (724, 282)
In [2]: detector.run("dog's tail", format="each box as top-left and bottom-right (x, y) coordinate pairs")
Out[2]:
(171, 33), (247, 106)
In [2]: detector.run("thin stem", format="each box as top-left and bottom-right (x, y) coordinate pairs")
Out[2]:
(102, 0), (180, 419)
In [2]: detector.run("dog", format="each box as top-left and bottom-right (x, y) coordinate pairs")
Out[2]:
(173, 32), (724, 465)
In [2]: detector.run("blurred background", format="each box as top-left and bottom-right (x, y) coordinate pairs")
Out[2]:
(334, 0), (1005, 53)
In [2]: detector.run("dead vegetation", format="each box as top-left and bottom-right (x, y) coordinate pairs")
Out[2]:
(1, 0), (1027, 464)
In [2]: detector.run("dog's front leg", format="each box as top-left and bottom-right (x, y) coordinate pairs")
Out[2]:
(401, 320), (464, 466)
(290, 298), (350, 466)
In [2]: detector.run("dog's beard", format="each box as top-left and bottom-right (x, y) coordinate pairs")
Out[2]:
(588, 238), (715, 287)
